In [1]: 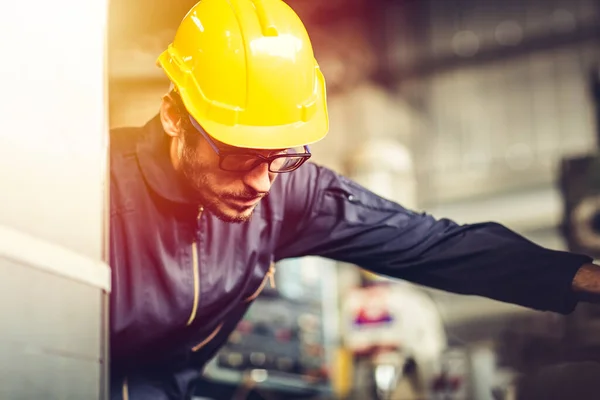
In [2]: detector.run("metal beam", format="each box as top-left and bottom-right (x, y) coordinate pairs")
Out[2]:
(388, 25), (600, 82)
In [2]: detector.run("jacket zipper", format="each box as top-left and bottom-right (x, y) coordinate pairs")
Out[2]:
(244, 262), (276, 303)
(188, 206), (223, 352)
(186, 207), (203, 326)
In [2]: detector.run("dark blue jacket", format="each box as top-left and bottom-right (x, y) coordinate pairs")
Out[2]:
(109, 116), (591, 399)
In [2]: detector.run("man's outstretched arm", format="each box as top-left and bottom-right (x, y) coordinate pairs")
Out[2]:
(275, 163), (594, 315)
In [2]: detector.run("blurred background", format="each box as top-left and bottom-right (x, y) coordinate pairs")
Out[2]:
(106, 0), (600, 399)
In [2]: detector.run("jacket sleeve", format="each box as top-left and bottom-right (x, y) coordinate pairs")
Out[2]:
(274, 163), (592, 314)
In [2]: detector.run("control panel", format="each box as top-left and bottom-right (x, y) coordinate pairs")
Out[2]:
(204, 257), (338, 395)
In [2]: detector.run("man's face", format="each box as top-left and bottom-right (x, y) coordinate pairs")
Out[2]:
(178, 124), (278, 223)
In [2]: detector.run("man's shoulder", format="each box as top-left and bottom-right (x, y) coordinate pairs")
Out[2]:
(268, 162), (340, 210)
(108, 124), (146, 205)
(108, 119), (152, 178)
(109, 125), (144, 158)
(276, 162), (339, 193)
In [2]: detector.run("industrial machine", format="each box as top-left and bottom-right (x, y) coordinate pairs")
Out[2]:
(560, 65), (600, 260)
(203, 257), (339, 398)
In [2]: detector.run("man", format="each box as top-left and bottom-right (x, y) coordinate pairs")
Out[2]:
(109, 0), (600, 399)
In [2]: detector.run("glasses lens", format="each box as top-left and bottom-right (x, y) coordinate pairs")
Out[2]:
(220, 147), (310, 173)
(269, 156), (307, 172)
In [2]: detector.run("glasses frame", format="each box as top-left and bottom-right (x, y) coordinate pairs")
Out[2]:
(187, 115), (311, 174)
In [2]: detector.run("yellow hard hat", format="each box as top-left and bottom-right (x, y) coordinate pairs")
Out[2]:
(157, 0), (329, 150)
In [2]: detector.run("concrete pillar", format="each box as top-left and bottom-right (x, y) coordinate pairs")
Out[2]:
(0, 1), (111, 398)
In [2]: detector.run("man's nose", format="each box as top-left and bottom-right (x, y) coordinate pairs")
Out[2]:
(242, 162), (274, 193)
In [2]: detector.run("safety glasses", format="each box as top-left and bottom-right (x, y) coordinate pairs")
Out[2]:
(188, 116), (311, 174)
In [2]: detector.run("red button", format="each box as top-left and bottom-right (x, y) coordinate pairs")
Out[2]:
(276, 329), (292, 342)
(237, 320), (253, 334)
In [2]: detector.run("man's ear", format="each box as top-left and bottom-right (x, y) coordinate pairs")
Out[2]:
(160, 94), (181, 139)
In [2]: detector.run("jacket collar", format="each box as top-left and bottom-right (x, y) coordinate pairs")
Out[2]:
(136, 115), (199, 205)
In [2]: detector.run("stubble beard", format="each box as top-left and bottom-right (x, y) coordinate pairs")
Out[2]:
(179, 143), (256, 224)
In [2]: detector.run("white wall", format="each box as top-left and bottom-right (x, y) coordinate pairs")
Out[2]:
(0, 0), (109, 262)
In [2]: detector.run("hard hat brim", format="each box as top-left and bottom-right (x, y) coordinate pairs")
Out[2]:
(188, 96), (328, 150)
(157, 51), (329, 150)
(193, 109), (328, 150)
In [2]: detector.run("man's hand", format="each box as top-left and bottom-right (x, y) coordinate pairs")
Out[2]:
(572, 263), (600, 302)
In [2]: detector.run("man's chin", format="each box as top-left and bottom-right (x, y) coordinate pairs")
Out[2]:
(208, 204), (255, 224)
